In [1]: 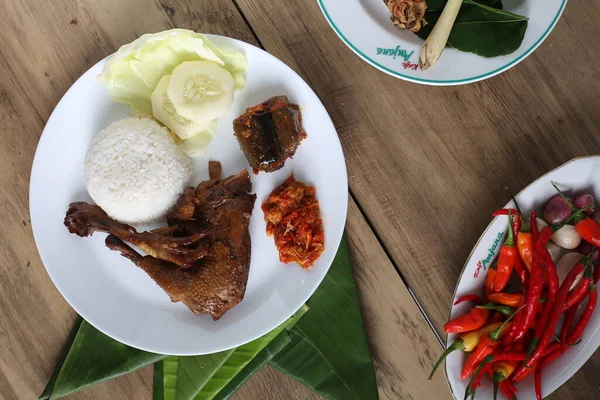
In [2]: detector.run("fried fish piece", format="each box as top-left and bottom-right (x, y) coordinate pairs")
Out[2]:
(233, 96), (306, 174)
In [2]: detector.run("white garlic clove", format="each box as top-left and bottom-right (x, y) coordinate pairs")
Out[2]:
(556, 252), (584, 291)
(546, 242), (563, 264)
(551, 225), (582, 250)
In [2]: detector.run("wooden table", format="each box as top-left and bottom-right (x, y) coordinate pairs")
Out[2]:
(1, 0), (599, 399)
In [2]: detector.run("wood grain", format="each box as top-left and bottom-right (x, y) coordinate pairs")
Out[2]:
(0, 0), (449, 400)
(234, 0), (600, 398)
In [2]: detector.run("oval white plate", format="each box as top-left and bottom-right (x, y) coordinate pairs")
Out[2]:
(319, 0), (567, 85)
(445, 156), (600, 399)
(30, 35), (348, 355)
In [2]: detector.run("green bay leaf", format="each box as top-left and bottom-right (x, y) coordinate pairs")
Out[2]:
(416, 0), (528, 57)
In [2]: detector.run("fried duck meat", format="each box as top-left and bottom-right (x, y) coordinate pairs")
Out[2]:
(131, 162), (255, 319)
(64, 202), (208, 269)
(65, 161), (256, 320)
(233, 96), (306, 174)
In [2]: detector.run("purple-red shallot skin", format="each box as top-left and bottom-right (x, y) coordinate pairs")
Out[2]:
(573, 194), (596, 216)
(544, 194), (572, 224)
(577, 242), (600, 264)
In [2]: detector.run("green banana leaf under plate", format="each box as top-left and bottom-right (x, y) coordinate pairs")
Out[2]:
(40, 237), (378, 400)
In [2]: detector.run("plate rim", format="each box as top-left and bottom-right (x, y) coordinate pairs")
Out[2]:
(29, 34), (348, 355)
(317, 0), (568, 86)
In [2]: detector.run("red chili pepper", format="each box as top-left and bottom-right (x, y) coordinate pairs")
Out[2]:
(428, 322), (502, 380)
(513, 250), (543, 342)
(446, 309), (487, 334)
(562, 261), (594, 312)
(487, 351), (528, 362)
(560, 302), (581, 353)
(465, 363), (490, 399)
(488, 293), (522, 307)
(467, 352), (525, 400)
(513, 253), (593, 382)
(534, 348), (565, 400)
(444, 306), (489, 334)
(462, 335), (497, 380)
(567, 272), (598, 345)
(501, 294), (526, 345)
(499, 381), (517, 400)
(485, 263), (498, 298)
(488, 311), (505, 324)
(493, 208), (516, 217)
(454, 294), (482, 306)
(534, 366), (543, 400)
(513, 214), (521, 238)
(461, 308), (521, 379)
(531, 210), (539, 241)
(543, 342), (561, 357)
(528, 245), (559, 359)
(512, 227), (554, 343)
(536, 227), (554, 247)
(575, 217), (600, 247)
(493, 221), (518, 292)
(513, 255), (529, 286)
(541, 347), (562, 368)
(504, 379), (518, 394)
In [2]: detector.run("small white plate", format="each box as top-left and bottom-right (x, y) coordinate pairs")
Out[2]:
(318, 0), (567, 85)
(446, 156), (600, 399)
(30, 35), (348, 355)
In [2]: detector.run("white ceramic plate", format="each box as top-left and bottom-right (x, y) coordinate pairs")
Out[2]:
(318, 0), (567, 85)
(445, 156), (600, 399)
(30, 35), (348, 355)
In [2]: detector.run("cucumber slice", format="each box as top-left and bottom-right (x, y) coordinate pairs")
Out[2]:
(167, 61), (234, 123)
(151, 75), (213, 139)
(181, 121), (217, 157)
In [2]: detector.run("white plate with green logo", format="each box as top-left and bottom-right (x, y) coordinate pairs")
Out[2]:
(445, 156), (600, 399)
(318, 0), (567, 85)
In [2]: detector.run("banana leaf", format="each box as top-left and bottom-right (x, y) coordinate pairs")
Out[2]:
(155, 305), (308, 400)
(40, 235), (377, 400)
(270, 330), (354, 399)
(270, 236), (378, 400)
(39, 319), (165, 399)
(212, 329), (293, 400)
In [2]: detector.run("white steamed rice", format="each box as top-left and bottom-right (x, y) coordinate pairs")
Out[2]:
(85, 117), (193, 224)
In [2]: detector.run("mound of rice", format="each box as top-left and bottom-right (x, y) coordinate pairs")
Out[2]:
(85, 117), (193, 224)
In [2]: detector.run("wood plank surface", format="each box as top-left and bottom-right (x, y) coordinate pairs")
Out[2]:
(234, 0), (600, 398)
(0, 0), (449, 400)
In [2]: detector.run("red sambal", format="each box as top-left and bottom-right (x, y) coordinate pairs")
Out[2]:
(262, 174), (324, 269)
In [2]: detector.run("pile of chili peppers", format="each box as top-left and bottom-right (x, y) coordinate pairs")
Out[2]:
(430, 186), (600, 400)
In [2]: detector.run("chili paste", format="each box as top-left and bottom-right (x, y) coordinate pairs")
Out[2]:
(262, 174), (324, 269)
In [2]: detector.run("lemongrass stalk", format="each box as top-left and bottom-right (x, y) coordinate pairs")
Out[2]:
(419, 0), (463, 70)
